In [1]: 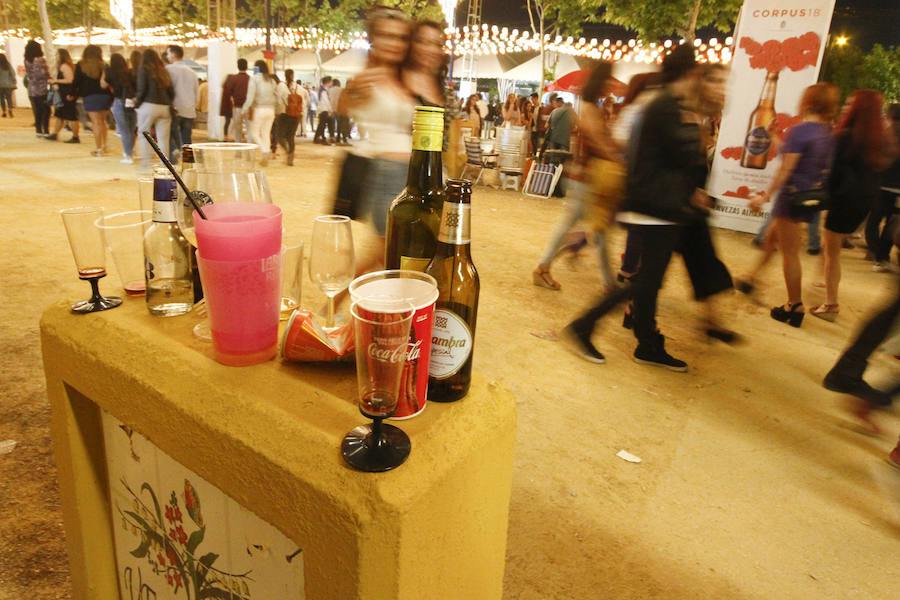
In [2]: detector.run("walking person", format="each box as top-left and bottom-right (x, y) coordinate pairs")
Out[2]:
(222, 59), (250, 142)
(23, 40), (50, 136)
(813, 90), (898, 321)
(46, 49), (80, 143)
(329, 79), (348, 144)
(738, 83), (840, 327)
(401, 18), (457, 151)
(869, 104), (900, 271)
(165, 45), (199, 162)
(314, 76), (334, 144)
(0, 53), (16, 118)
(244, 60), (278, 166)
(279, 69), (304, 165)
(73, 45), (113, 157)
(533, 62), (622, 292)
(305, 82), (317, 137)
(135, 49), (174, 173)
(566, 45), (706, 371)
(106, 53), (138, 163)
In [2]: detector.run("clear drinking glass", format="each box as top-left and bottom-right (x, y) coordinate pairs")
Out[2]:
(341, 299), (414, 472)
(60, 207), (123, 313)
(308, 215), (354, 330)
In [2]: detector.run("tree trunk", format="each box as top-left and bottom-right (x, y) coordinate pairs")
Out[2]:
(686, 0), (703, 44)
(38, 0), (57, 75)
(539, 14), (546, 97)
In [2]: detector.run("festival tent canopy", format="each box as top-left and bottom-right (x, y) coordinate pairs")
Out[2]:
(282, 49), (335, 72)
(470, 53), (522, 78)
(320, 47), (368, 75)
(545, 68), (627, 96)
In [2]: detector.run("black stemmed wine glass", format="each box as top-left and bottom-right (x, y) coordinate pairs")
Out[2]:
(341, 299), (414, 472)
(60, 207), (122, 314)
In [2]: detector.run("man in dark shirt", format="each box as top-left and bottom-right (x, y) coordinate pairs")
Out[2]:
(546, 97), (574, 151)
(223, 59), (250, 142)
(535, 93), (557, 151)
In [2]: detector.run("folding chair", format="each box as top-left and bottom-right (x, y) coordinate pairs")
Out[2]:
(522, 158), (565, 199)
(460, 137), (498, 185)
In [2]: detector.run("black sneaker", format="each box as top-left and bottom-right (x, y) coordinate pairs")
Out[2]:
(561, 325), (606, 364)
(64, 136), (80, 144)
(823, 371), (892, 407)
(633, 335), (687, 372)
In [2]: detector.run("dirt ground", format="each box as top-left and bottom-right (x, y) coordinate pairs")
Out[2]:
(2, 112), (900, 599)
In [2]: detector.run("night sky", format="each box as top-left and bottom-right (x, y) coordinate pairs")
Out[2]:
(466, 0), (899, 50)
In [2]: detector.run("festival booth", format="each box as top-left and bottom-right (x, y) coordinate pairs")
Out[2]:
(320, 47), (368, 77)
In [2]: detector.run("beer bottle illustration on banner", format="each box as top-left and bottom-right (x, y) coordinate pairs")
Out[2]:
(740, 71), (779, 169)
(425, 179), (480, 402)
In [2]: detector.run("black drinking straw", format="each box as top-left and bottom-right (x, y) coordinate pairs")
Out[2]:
(141, 131), (209, 220)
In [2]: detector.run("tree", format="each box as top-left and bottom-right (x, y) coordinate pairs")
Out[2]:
(16, 0), (115, 34)
(861, 44), (900, 103)
(526, 0), (601, 94)
(598, 0), (742, 42)
(819, 43), (864, 102)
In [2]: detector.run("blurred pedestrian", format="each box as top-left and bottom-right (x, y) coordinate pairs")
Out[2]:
(222, 59), (250, 142)
(814, 90), (898, 321)
(46, 49), (80, 143)
(245, 60), (278, 166)
(165, 45), (199, 162)
(0, 53), (16, 118)
(401, 18), (457, 151)
(135, 49), (174, 172)
(23, 40), (50, 136)
(106, 52), (138, 163)
(314, 75), (334, 144)
(74, 45), (112, 156)
(278, 69), (304, 165)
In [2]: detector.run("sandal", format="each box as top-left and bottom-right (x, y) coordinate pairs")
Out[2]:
(771, 302), (804, 327)
(810, 303), (839, 322)
(532, 267), (561, 290)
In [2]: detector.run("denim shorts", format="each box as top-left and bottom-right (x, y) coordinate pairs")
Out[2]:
(83, 93), (112, 112)
(361, 157), (407, 236)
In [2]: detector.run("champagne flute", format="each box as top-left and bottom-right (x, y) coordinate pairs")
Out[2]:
(342, 298), (414, 472)
(308, 215), (355, 330)
(60, 207), (123, 313)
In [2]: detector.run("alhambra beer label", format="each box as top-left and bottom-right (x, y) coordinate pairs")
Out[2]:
(429, 309), (473, 379)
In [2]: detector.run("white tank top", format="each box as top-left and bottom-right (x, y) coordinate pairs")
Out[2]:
(351, 87), (415, 156)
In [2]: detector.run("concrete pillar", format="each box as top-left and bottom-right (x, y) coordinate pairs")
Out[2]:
(206, 40), (237, 141)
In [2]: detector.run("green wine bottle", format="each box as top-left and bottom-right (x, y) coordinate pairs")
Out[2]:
(385, 106), (445, 271)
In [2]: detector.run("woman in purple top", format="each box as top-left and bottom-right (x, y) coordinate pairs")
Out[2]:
(23, 40), (50, 135)
(739, 83), (839, 327)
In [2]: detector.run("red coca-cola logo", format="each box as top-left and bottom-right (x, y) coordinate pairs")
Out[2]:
(368, 342), (406, 364)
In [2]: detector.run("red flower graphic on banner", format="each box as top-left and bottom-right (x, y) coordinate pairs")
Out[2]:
(723, 186), (753, 199)
(739, 32), (820, 73)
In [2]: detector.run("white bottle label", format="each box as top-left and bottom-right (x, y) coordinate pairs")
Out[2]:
(429, 309), (472, 379)
(438, 203), (470, 244)
(152, 200), (177, 223)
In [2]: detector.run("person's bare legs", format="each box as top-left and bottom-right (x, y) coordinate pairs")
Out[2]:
(777, 217), (804, 308)
(743, 218), (780, 284)
(88, 111), (106, 152)
(822, 228), (844, 306)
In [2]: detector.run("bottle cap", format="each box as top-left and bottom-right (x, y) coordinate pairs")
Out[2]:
(412, 106), (444, 152)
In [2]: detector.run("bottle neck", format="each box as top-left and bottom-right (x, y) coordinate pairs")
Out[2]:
(406, 149), (443, 196)
(438, 199), (471, 245)
(759, 74), (778, 107)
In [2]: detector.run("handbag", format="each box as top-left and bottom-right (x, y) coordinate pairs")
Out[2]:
(332, 153), (372, 220)
(785, 187), (828, 209)
(47, 88), (63, 109)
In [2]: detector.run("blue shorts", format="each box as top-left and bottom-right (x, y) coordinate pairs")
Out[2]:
(83, 93), (112, 112)
(362, 157), (407, 236)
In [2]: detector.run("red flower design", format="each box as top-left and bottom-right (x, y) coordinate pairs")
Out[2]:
(174, 573), (182, 588)
(166, 548), (178, 565)
(176, 526), (188, 545)
(156, 552), (166, 566)
(165, 505), (174, 524)
(740, 33), (820, 73)
(173, 506), (182, 523)
(723, 186), (752, 199)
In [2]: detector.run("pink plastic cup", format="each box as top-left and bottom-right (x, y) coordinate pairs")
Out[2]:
(194, 202), (282, 261)
(197, 253), (282, 366)
(194, 203), (283, 366)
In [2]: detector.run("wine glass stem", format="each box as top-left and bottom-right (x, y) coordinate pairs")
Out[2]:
(326, 295), (335, 328)
(88, 276), (103, 302)
(370, 417), (384, 449)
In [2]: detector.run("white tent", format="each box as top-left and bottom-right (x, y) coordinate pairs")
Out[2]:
(320, 47), (368, 76)
(470, 53), (520, 78)
(501, 54), (543, 81)
(282, 49), (335, 73)
(612, 60), (659, 86)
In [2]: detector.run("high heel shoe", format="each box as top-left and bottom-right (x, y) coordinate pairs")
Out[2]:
(532, 267), (561, 290)
(810, 303), (839, 322)
(770, 302), (804, 327)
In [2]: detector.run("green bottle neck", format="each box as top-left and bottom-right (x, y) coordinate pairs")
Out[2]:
(406, 149), (443, 197)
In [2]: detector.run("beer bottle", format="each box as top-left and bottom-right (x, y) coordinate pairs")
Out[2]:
(740, 71), (779, 169)
(425, 179), (480, 402)
(385, 106), (445, 270)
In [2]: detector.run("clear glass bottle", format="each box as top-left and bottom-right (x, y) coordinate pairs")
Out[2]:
(144, 168), (194, 317)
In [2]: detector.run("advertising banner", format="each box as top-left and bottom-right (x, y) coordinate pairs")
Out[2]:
(708, 0), (835, 233)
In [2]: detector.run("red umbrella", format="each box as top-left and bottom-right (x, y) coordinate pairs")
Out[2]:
(545, 69), (627, 96)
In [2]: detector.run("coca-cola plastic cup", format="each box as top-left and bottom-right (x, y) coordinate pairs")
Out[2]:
(349, 270), (438, 419)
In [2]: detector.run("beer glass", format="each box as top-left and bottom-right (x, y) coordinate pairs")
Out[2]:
(60, 207), (123, 313)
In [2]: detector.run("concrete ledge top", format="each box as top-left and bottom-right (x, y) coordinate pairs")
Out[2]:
(40, 298), (517, 513)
